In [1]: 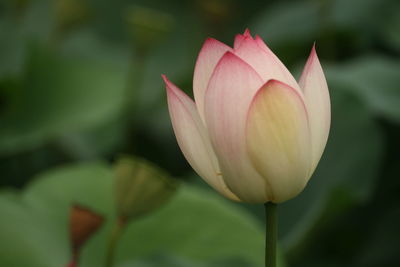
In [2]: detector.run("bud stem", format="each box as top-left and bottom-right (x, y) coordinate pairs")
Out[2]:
(105, 217), (126, 267)
(265, 202), (277, 267)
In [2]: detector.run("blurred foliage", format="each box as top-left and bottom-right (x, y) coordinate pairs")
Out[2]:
(0, 162), (279, 266)
(0, 0), (399, 266)
(113, 155), (178, 221)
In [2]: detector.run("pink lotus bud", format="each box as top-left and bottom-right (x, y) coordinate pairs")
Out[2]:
(162, 29), (330, 203)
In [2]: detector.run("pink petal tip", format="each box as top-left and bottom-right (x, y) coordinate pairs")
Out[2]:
(161, 74), (168, 83)
(161, 74), (178, 94)
(243, 28), (252, 38)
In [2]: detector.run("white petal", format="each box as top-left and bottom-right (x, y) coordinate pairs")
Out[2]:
(193, 38), (231, 123)
(299, 45), (331, 173)
(204, 52), (269, 203)
(234, 34), (300, 92)
(246, 80), (312, 203)
(163, 75), (240, 201)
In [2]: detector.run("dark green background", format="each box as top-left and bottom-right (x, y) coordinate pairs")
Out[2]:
(0, 0), (399, 266)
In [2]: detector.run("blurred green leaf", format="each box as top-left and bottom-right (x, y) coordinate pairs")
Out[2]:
(117, 255), (206, 267)
(383, 12), (400, 52)
(55, 0), (91, 35)
(280, 88), (384, 256)
(0, 0), (54, 78)
(125, 5), (175, 51)
(117, 254), (263, 267)
(251, 1), (320, 47)
(0, 19), (26, 78)
(0, 43), (127, 155)
(0, 162), (270, 267)
(327, 56), (400, 122)
(329, 0), (384, 30)
(354, 207), (400, 266)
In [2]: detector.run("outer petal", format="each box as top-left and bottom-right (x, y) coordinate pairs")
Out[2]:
(163, 75), (240, 201)
(299, 45), (331, 173)
(204, 52), (269, 203)
(193, 38), (231, 123)
(234, 34), (245, 49)
(234, 34), (300, 91)
(246, 80), (312, 203)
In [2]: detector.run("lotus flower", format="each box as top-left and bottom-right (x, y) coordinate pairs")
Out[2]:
(162, 29), (330, 203)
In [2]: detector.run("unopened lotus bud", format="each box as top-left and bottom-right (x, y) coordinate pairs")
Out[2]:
(163, 29), (330, 204)
(113, 155), (178, 221)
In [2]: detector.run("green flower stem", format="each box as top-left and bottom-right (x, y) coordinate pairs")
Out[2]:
(105, 217), (126, 267)
(265, 202), (277, 267)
